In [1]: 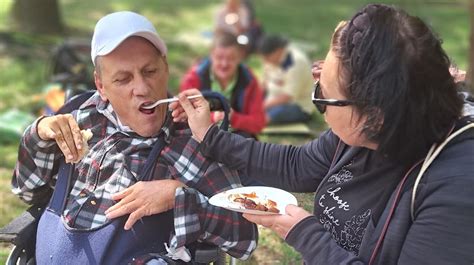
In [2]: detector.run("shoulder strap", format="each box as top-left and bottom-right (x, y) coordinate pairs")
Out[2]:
(140, 136), (167, 182)
(368, 160), (422, 265)
(410, 122), (474, 220)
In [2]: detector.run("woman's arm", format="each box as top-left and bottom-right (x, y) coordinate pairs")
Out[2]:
(201, 126), (338, 192)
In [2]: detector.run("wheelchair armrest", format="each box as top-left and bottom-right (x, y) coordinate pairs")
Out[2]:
(0, 205), (44, 245)
(194, 242), (225, 264)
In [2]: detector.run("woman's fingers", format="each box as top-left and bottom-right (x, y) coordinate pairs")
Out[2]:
(170, 105), (188, 123)
(178, 91), (212, 142)
(243, 205), (312, 238)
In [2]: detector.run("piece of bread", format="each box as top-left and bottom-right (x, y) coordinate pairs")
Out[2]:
(70, 129), (93, 163)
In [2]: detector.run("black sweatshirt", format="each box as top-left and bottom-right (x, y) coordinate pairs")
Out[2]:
(200, 112), (474, 265)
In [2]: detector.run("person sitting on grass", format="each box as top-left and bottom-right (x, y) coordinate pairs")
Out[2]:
(179, 31), (266, 139)
(258, 34), (315, 124)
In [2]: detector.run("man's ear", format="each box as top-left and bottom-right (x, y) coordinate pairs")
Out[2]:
(94, 70), (108, 101)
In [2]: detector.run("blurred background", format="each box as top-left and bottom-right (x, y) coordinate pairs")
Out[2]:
(0, 0), (472, 263)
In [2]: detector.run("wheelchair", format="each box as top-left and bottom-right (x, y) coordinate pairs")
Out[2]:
(0, 40), (232, 265)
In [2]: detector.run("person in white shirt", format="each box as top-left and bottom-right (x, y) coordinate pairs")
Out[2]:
(258, 34), (315, 124)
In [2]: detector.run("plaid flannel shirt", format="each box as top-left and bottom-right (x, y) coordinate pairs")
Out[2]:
(12, 92), (257, 259)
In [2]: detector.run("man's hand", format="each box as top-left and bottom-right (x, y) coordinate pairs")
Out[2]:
(37, 114), (83, 163)
(243, 204), (312, 239)
(172, 89), (213, 142)
(105, 179), (185, 230)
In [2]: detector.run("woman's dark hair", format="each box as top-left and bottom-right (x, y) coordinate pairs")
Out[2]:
(332, 4), (463, 164)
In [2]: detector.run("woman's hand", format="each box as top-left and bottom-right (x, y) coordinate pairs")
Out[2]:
(173, 89), (213, 142)
(37, 114), (83, 163)
(243, 204), (312, 238)
(105, 179), (184, 230)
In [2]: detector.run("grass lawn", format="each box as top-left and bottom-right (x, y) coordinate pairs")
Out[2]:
(0, 0), (470, 264)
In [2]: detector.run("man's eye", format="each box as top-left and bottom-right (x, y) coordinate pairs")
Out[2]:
(114, 77), (129, 84)
(145, 69), (157, 75)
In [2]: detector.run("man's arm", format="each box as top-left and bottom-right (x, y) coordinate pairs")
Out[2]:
(13, 118), (61, 204)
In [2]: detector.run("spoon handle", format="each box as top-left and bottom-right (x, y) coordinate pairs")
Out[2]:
(161, 94), (203, 104)
(143, 94), (203, 109)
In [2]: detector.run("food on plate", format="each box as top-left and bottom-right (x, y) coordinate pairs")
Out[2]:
(70, 129), (93, 163)
(228, 191), (280, 213)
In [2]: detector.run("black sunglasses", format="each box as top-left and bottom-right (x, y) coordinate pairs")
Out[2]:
(311, 80), (355, 114)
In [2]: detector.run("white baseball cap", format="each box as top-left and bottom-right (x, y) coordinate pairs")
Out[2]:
(91, 11), (167, 65)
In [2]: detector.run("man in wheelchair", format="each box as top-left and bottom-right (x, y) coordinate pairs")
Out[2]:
(11, 11), (257, 265)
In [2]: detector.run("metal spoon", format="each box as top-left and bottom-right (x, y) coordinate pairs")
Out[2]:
(141, 94), (203, 109)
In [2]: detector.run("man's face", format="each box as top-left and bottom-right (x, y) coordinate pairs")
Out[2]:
(210, 45), (242, 83)
(94, 36), (169, 137)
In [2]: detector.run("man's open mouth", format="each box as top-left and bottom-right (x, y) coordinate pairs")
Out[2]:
(139, 103), (156, 115)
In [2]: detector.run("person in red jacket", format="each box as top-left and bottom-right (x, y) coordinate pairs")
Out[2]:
(180, 31), (266, 139)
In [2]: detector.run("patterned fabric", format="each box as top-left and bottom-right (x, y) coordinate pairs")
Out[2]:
(12, 92), (257, 259)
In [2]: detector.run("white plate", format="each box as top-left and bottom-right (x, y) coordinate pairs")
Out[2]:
(209, 186), (298, 215)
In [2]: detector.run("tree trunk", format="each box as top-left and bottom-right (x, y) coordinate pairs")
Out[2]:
(11, 0), (64, 35)
(468, 0), (474, 91)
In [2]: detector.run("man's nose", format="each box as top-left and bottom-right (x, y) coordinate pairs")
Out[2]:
(132, 74), (152, 97)
(220, 59), (230, 68)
